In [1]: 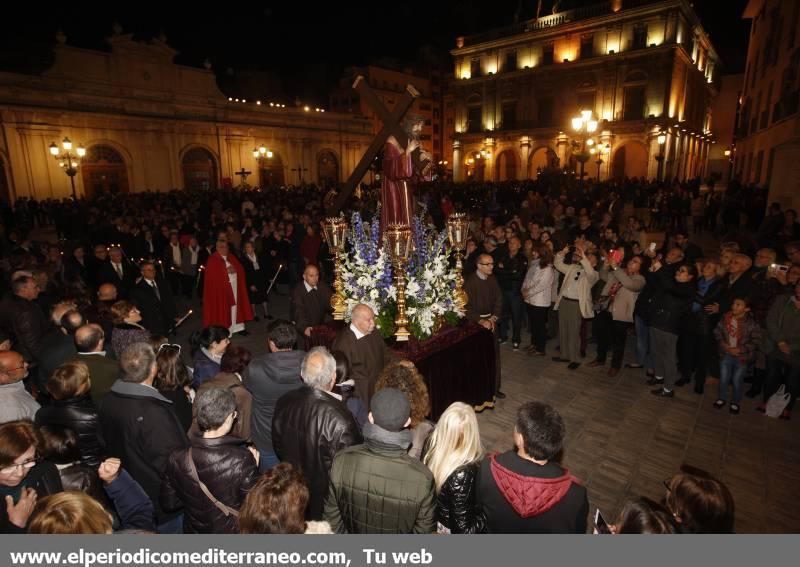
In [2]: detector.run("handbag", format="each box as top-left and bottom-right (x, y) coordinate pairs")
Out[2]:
(765, 385), (791, 418)
(185, 448), (239, 517)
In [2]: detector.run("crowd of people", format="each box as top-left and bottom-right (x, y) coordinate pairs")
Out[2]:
(0, 172), (794, 534)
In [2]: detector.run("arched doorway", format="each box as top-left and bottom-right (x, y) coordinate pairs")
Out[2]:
(317, 150), (339, 188)
(495, 149), (518, 181)
(259, 152), (284, 187)
(0, 154), (10, 205)
(611, 142), (648, 179)
(528, 146), (557, 178)
(182, 147), (218, 190)
(81, 145), (128, 198)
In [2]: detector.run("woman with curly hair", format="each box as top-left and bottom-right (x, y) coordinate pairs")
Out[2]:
(374, 360), (432, 460)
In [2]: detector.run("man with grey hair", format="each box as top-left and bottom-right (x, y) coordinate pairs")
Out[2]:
(99, 342), (188, 533)
(71, 323), (119, 403)
(331, 303), (394, 405)
(272, 346), (362, 521)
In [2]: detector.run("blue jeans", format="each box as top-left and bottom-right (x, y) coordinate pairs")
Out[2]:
(718, 354), (747, 403)
(635, 315), (653, 369)
(259, 449), (280, 473)
(157, 513), (184, 534)
(499, 291), (524, 344)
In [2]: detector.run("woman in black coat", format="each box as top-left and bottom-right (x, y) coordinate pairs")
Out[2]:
(240, 241), (269, 320)
(161, 388), (259, 534)
(422, 402), (486, 534)
(34, 361), (103, 468)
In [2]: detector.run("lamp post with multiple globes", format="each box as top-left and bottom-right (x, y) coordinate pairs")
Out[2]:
(48, 137), (86, 201)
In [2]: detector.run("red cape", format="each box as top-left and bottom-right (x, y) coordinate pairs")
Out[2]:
(202, 252), (254, 328)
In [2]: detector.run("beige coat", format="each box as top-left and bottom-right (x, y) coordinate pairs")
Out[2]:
(553, 252), (599, 319)
(599, 266), (646, 323)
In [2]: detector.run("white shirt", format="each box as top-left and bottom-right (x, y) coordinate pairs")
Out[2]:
(171, 243), (181, 267)
(189, 247), (199, 266)
(247, 253), (260, 270)
(78, 351), (107, 357)
(0, 382), (40, 423)
(350, 323), (366, 340)
(112, 261), (123, 278)
(304, 280), (317, 293)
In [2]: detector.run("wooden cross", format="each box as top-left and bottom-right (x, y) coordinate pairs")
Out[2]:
(327, 75), (421, 214)
(291, 164), (308, 183)
(235, 167), (252, 184)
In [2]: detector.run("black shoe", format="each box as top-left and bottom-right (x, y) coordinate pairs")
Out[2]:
(495, 390), (507, 399)
(745, 387), (761, 398)
(236, 330), (250, 337)
(651, 388), (674, 398)
(646, 370), (655, 378)
(552, 357), (569, 363)
(512, 343), (520, 351)
(646, 376), (664, 386)
(713, 399), (726, 409)
(730, 404), (740, 415)
(252, 316), (260, 322)
(568, 362), (581, 370)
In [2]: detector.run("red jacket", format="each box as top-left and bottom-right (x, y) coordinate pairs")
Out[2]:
(202, 252), (254, 328)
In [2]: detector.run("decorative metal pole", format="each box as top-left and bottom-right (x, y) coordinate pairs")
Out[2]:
(385, 224), (413, 341)
(321, 216), (348, 320)
(446, 212), (470, 311)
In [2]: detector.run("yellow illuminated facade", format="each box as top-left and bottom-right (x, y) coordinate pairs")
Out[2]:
(450, 0), (719, 182)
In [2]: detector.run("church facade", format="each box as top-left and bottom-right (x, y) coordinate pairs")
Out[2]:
(449, 0), (720, 183)
(0, 34), (373, 203)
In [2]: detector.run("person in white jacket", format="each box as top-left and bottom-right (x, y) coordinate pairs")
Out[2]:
(522, 245), (556, 356)
(553, 242), (599, 370)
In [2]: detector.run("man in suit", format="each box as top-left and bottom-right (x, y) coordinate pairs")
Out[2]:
(291, 264), (333, 339)
(130, 261), (177, 336)
(37, 305), (84, 392)
(331, 303), (394, 406)
(71, 323), (119, 404)
(98, 247), (137, 298)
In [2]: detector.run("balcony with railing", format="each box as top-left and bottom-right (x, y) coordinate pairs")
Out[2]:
(460, 0), (663, 48)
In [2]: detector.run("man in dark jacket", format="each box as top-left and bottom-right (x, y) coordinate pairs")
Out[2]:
(291, 264), (333, 339)
(0, 275), (48, 368)
(129, 261), (177, 336)
(98, 342), (188, 533)
(324, 387), (436, 534)
(37, 306), (83, 391)
(71, 323), (119, 404)
(496, 236), (528, 350)
(97, 247), (137, 299)
(272, 347), (361, 521)
(243, 319), (306, 470)
(674, 230), (703, 265)
(477, 401), (588, 533)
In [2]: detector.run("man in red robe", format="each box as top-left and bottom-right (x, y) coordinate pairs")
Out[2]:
(202, 239), (253, 335)
(380, 114), (431, 230)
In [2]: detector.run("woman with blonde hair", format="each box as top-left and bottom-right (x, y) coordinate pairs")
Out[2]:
(422, 402), (486, 534)
(27, 491), (112, 534)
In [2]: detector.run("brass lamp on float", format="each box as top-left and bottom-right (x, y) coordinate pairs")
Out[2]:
(385, 224), (413, 341)
(321, 216), (348, 320)
(446, 212), (470, 311)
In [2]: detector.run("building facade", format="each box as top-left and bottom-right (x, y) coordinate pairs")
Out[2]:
(449, 0), (720, 183)
(735, 0), (800, 209)
(0, 34), (372, 203)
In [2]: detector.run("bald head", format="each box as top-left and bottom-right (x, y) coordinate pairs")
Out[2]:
(75, 324), (105, 353)
(51, 301), (77, 326)
(97, 283), (118, 301)
(0, 350), (27, 384)
(351, 304), (376, 335)
(303, 264), (320, 288)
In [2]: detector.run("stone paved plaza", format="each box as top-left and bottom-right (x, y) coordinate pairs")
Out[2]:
(173, 286), (800, 534)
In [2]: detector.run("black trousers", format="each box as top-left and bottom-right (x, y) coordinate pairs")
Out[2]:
(594, 311), (630, 368)
(527, 304), (550, 353)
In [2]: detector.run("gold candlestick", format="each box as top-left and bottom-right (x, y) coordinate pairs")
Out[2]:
(385, 224), (413, 341)
(446, 212), (470, 311)
(321, 216), (348, 320)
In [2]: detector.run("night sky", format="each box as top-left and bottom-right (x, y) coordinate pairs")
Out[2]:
(0, 0), (750, 105)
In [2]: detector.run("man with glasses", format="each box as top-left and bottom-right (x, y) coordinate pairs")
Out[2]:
(0, 351), (39, 422)
(465, 253), (505, 398)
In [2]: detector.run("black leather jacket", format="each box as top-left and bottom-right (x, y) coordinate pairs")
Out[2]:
(273, 386), (362, 520)
(435, 462), (487, 534)
(35, 395), (104, 467)
(161, 431), (259, 534)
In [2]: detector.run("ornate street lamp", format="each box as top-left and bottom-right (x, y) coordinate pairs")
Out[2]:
(570, 111), (598, 180)
(49, 137), (86, 200)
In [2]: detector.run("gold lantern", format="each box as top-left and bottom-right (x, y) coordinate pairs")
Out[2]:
(446, 212), (470, 311)
(321, 216), (348, 320)
(385, 224), (413, 341)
